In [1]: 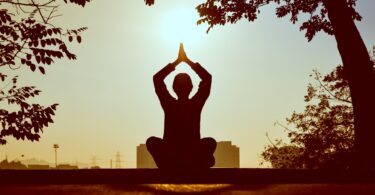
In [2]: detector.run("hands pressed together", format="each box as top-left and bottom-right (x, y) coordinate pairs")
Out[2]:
(173, 43), (194, 67)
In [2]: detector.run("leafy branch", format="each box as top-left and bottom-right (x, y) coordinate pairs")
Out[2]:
(0, 0), (89, 145)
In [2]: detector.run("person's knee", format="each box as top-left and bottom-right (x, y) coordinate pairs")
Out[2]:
(146, 136), (162, 153)
(202, 137), (217, 152)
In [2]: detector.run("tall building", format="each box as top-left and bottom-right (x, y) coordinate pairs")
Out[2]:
(137, 144), (157, 168)
(136, 141), (240, 168)
(213, 141), (240, 168)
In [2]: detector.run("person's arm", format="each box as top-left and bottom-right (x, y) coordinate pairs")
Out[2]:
(186, 59), (211, 82)
(188, 60), (212, 103)
(153, 61), (178, 107)
(178, 43), (212, 86)
(176, 43), (211, 103)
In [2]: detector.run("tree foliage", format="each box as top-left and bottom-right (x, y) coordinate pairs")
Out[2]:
(195, 0), (361, 41)
(0, 76), (58, 144)
(263, 51), (375, 169)
(144, 0), (154, 6)
(0, 158), (27, 169)
(261, 143), (304, 169)
(261, 65), (362, 169)
(0, 0), (89, 145)
(145, 0), (360, 41)
(0, 0), (89, 72)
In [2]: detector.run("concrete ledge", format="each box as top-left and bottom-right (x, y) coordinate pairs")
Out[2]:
(1, 168), (375, 185)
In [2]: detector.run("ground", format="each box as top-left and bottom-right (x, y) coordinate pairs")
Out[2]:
(1, 169), (375, 194)
(2, 184), (375, 194)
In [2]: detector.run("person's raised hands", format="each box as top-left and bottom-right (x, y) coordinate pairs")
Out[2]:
(178, 43), (189, 63)
(173, 43), (194, 66)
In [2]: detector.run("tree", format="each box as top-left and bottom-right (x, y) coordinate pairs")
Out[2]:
(261, 65), (355, 169)
(262, 143), (304, 169)
(145, 0), (375, 169)
(0, 158), (27, 169)
(0, 0), (89, 145)
(261, 62), (375, 169)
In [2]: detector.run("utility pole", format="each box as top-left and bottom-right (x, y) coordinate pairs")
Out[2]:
(53, 144), (59, 168)
(91, 155), (98, 168)
(115, 152), (123, 168)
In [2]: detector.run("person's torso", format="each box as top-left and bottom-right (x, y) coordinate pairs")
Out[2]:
(163, 99), (202, 146)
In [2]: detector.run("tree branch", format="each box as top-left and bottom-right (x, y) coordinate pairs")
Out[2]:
(313, 70), (352, 104)
(0, 0), (57, 8)
(265, 132), (277, 148)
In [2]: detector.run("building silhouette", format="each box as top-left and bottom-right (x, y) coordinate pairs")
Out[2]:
(137, 144), (157, 168)
(213, 141), (240, 168)
(136, 141), (239, 168)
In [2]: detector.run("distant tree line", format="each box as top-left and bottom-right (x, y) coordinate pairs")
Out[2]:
(0, 158), (27, 169)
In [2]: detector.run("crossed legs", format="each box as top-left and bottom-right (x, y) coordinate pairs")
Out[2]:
(146, 136), (217, 170)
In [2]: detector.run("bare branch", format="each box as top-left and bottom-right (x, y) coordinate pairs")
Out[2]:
(30, 0), (47, 23)
(313, 70), (352, 104)
(274, 121), (297, 133)
(45, 6), (59, 23)
(265, 132), (277, 148)
(0, 0), (58, 8)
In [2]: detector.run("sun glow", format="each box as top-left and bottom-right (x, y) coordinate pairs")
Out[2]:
(160, 7), (206, 47)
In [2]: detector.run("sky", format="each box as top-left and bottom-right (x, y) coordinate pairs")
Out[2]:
(1, 0), (375, 168)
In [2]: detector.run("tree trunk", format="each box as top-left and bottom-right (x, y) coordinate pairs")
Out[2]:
(324, 0), (375, 170)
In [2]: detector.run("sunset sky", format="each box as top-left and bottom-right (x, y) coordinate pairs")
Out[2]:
(1, 0), (375, 168)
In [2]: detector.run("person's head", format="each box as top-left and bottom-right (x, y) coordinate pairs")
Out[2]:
(173, 73), (193, 99)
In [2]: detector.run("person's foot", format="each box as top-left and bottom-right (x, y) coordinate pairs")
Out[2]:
(207, 154), (215, 168)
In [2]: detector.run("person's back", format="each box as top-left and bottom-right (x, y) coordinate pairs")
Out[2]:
(163, 99), (201, 147)
(146, 44), (216, 171)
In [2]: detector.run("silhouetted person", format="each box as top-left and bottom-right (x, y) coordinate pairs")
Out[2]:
(146, 44), (216, 171)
